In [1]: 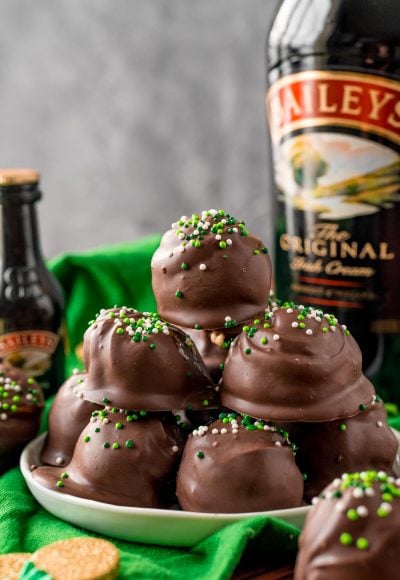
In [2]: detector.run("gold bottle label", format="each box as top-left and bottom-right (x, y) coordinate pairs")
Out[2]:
(0, 330), (60, 375)
(267, 70), (400, 330)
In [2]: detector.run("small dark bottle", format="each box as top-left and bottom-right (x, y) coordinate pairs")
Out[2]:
(0, 169), (65, 393)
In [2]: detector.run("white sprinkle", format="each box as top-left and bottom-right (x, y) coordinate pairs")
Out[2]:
(172, 446), (179, 453)
(193, 230), (199, 236)
(377, 421), (383, 428)
(163, 328), (170, 335)
(357, 506), (369, 518)
(0, 413), (7, 421)
(333, 478), (342, 486)
(226, 239), (232, 246)
(221, 219), (227, 225)
(311, 497), (319, 505)
(315, 316), (321, 322)
(56, 457), (63, 465)
(298, 305), (304, 310)
(335, 501), (346, 513)
(341, 473), (348, 480)
(365, 487), (375, 497)
(225, 316), (232, 322)
(232, 429), (239, 434)
(342, 324), (347, 330)
(275, 441), (282, 447)
(381, 502), (393, 512)
(103, 418), (110, 424)
(378, 471), (387, 480)
(353, 488), (364, 498)
(178, 233), (185, 240)
(263, 425), (272, 431)
(26, 394), (33, 401)
(199, 263), (207, 270)
(272, 334), (280, 341)
(330, 326), (336, 332)
(215, 234), (222, 241)
(152, 328), (159, 334)
(286, 308), (293, 313)
(90, 416), (97, 423)
(220, 428), (228, 434)
(212, 429), (219, 435)
(305, 329), (313, 335)
(179, 247), (185, 253)
(291, 322), (299, 328)
(72, 368), (80, 375)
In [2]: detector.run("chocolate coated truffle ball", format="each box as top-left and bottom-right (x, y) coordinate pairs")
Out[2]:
(280, 398), (398, 502)
(40, 372), (101, 467)
(176, 413), (303, 513)
(295, 471), (400, 580)
(222, 304), (375, 422)
(33, 408), (183, 508)
(151, 210), (272, 329)
(0, 365), (44, 472)
(83, 308), (217, 411)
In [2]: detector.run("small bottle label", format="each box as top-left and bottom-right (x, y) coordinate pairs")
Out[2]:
(0, 330), (60, 375)
(267, 70), (400, 331)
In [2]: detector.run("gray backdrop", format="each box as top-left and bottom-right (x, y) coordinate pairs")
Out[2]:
(0, 0), (280, 257)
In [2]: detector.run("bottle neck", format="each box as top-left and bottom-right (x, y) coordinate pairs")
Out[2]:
(1, 201), (44, 267)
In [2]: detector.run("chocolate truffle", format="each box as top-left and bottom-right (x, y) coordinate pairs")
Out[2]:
(176, 413), (303, 513)
(40, 372), (101, 467)
(222, 304), (375, 422)
(279, 398), (398, 502)
(0, 365), (44, 472)
(180, 325), (241, 382)
(33, 408), (183, 508)
(295, 471), (400, 580)
(151, 210), (272, 329)
(83, 308), (217, 411)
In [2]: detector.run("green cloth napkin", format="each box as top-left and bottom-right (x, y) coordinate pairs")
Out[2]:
(0, 235), (300, 580)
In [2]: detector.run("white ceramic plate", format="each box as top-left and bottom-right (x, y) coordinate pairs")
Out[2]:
(21, 433), (309, 547)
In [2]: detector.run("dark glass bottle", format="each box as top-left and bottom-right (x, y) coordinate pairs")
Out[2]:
(267, 0), (400, 404)
(0, 169), (65, 393)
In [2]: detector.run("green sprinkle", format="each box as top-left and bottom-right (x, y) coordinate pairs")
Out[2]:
(359, 404), (367, 412)
(339, 423), (347, 431)
(356, 537), (369, 550)
(116, 327), (124, 335)
(102, 397), (110, 404)
(347, 509), (358, 521)
(56, 481), (64, 488)
(377, 506), (390, 517)
(219, 363), (225, 370)
(12, 395), (21, 403)
(150, 343), (157, 350)
(340, 533), (353, 546)
(264, 323), (271, 329)
(262, 247), (269, 254)
(243, 326), (250, 332)
(10, 405), (17, 412)
(345, 330), (351, 336)
(322, 327), (328, 333)
(61, 472), (69, 479)
(103, 442), (110, 448)
(115, 422), (123, 430)
(202, 399), (209, 407)
(112, 443), (120, 449)
(126, 440), (135, 448)
(95, 427), (100, 433)
(197, 451), (205, 459)
(219, 241), (227, 249)
(175, 291), (184, 299)
(299, 322), (306, 329)
(261, 337), (268, 345)
(245, 348), (252, 355)
(181, 262), (188, 270)
(194, 324), (202, 330)
(253, 249), (260, 255)
(382, 493), (393, 502)
(27, 378), (35, 385)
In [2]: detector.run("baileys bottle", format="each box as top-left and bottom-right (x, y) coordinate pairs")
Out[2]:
(267, 0), (400, 404)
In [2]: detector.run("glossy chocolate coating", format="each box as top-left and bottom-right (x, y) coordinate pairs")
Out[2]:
(40, 373), (101, 467)
(0, 365), (43, 472)
(176, 417), (303, 513)
(151, 210), (272, 329)
(83, 309), (217, 411)
(295, 471), (400, 580)
(279, 400), (398, 502)
(222, 305), (375, 422)
(180, 325), (241, 382)
(33, 409), (183, 508)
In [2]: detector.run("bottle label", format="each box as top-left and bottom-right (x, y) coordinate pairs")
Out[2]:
(0, 330), (60, 375)
(267, 70), (400, 332)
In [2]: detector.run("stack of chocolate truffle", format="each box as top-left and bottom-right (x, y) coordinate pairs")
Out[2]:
(34, 307), (217, 507)
(34, 209), (397, 515)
